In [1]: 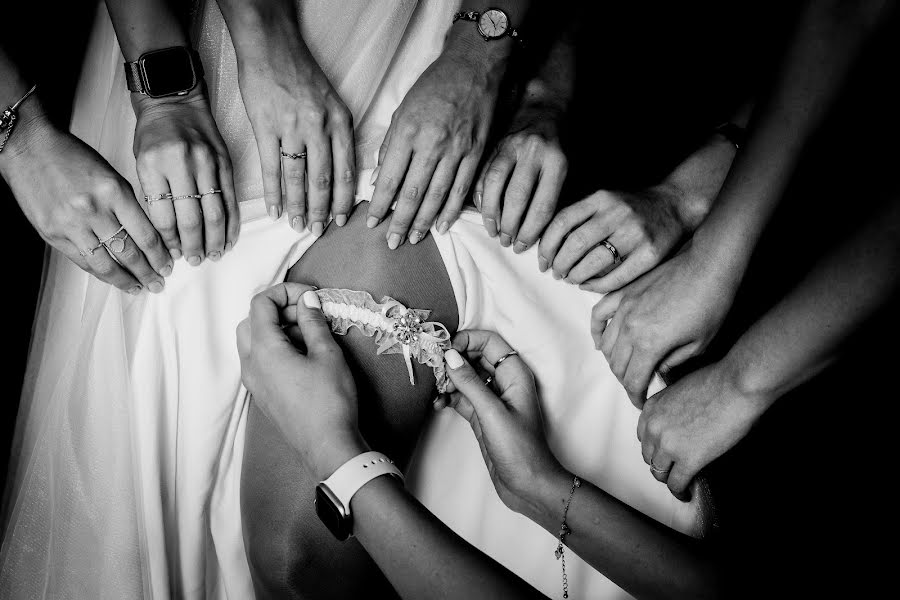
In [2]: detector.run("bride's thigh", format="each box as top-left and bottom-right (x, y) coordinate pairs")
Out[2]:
(241, 204), (458, 598)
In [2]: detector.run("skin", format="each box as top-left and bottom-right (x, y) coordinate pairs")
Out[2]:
(215, 0), (355, 236)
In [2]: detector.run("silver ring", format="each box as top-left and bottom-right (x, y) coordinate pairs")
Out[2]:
(602, 239), (621, 264)
(201, 188), (222, 197)
(102, 229), (130, 254)
(484, 375), (493, 387)
(79, 247), (95, 258)
(172, 193), (202, 200)
(281, 149), (307, 160)
(98, 225), (126, 245)
(491, 350), (518, 370)
(650, 461), (670, 474)
(145, 192), (173, 204)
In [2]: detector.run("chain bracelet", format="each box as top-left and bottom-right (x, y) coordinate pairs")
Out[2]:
(0, 84), (38, 153)
(555, 475), (581, 599)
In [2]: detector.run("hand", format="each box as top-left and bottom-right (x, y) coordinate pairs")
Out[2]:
(437, 330), (567, 517)
(1, 115), (171, 294)
(133, 88), (239, 265)
(475, 107), (567, 252)
(591, 243), (740, 407)
(236, 283), (365, 480)
(637, 360), (770, 501)
(368, 51), (503, 248)
(237, 40), (355, 235)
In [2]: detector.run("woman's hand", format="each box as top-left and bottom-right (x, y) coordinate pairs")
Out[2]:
(436, 330), (567, 517)
(591, 243), (740, 408)
(475, 107), (567, 252)
(132, 89), (239, 265)
(237, 40), (355, 236)
(236, 283), (365, 480)
(368, 49), (504, 249)
(2, 115), (171, 294)
(638, 360), (770, 501)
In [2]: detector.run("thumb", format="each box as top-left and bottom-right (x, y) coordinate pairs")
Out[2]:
(444, 349), (502, 420)
(295, 290), (338, 353)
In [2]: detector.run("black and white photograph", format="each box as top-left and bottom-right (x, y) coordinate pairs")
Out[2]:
(1, 1), (896, 598)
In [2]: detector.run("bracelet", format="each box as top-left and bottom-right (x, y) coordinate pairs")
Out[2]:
(0, 84), (38, 153)
(555, 475), (581, 599)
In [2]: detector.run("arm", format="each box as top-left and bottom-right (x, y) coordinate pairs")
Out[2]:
(593, 0), (893, 406)
(214, 0), (354, 235)
(638, 194), (900, 498)
(104, 0), (239, 264)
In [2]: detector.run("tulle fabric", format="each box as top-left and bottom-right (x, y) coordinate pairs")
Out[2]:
(1, 1), (702, 599)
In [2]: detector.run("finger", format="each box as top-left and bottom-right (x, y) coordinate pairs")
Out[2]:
(306, 134), (333, 238)
(622, 345), (663, 408)
(537, 198), (597, 273)
(667, 464), (694, 502)
(650, 453), (674, 484)
(599, 309), (624, 360)
(582, 245), (657, 294)
(368, 130), (411, 228)
(280, 139), (308, 233)
(93, 215), (165, 293)
(513, 158), (566, 253)
(330, 112), (356, 227)
(479, 146), (515, 238)
(71, 227), (142, 294)
(194, 147), (227, 260)
(450, 331), (533, 411)
(171, 177), (205, 267)
(113, 196), (173, 280)
(248, 282), (315, 340)
(218, 155), (240, 252)
(436, 154), (479, 235)
(608, 339), (633, 382)
(408, 157), (458, 245)
(590, 291), (622, 347)
(259, 136), (283, 220)
(293, 288), (339, 353)
(444, 390), (476, 421)
(498, 160), (539, 248)
(236, 318), (251, 361)
(553, 218), (616, 281)
(566, 241), (618, 286)
(658, 343), (701, 378)
(472, 145), (500, 212)
(386, 153), (439, 249)
(443, 349), (504, 419)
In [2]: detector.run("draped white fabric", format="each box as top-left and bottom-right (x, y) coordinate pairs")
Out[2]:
(1, 1), (702, 599)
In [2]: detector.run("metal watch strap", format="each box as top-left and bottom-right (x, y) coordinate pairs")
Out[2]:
(124, 48), (204, 94)
(321, 451), (404, 512)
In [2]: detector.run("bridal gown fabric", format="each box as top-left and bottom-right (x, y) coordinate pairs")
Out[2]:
(1, 1), (702, 598)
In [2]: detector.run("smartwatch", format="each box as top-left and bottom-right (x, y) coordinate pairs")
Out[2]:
(453, 8), (523, 43)
(315, 451), (404, 541)
(124, 47), (204, 98)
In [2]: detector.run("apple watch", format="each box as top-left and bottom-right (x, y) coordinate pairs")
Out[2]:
(315, 451), (404, 541)
(124, 46), (204, 98)
(453, 8), (523, 43)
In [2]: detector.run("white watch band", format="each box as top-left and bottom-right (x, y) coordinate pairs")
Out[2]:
(321, 451), (404, 510)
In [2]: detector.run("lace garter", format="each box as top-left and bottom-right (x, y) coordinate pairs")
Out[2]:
(314, 288), (452, 392)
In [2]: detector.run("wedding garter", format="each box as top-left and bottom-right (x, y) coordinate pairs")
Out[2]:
(314, 288), (452, 392)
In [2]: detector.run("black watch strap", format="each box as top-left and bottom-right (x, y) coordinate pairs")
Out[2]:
(124, 48), (204, 94)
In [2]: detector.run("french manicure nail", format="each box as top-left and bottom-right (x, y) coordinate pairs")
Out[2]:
(335, 214), (348, 227)
(552, 270), (562, 280)
(148, 280), (164, 294)
(538, 256), (549, 272)
(514, 241), (528, 254)
(474, 191), (483, 210)
(268, 205), (280, 221)
(409, 230), (422, 245)
(499, 233), (511, 247)
(291, 215), (305, 232)
(302, 290), (321, 309)
(225, 241), (233, 253)
(127, 285), (143, 295)
(209, 251), (222, 262)
(170, 248), (182, 260)
(160, 264), (173, 277)
(444, 349), (465, 370)
(366, 216), (380, 229)
(387, 233), (401, 250)
(311, 221), (324, 238)
(438, 221), (449, 235)
(187, 255), (202, 266)
(484, 218), (497, 237)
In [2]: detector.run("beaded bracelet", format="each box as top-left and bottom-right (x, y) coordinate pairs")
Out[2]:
(555, 475), (581, 599)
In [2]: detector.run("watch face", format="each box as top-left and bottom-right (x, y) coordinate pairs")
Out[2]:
(477, 9), (509, 39)
(140, 48), (197, 98)
(315, 484), (352, 541)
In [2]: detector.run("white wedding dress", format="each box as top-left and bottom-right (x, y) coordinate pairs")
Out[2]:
(1, 1), (703, 598)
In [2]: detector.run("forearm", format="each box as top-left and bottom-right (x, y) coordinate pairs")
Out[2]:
(443, 1), (533, 83)
(0, 49), (51, 174)
(214, 0), (308, 68)
(726, 196), (900, 402)
(103, 0), (190, 60)
(521, 469), (720, 600)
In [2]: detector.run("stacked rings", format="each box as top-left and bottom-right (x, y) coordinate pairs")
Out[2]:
(145, 192), (173, 204)
(281, 149), (307, 160)
(99, 225), (129, 254)
(172, 193), (202, 200)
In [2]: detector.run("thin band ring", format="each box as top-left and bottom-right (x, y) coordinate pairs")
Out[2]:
(79, 247), (96, 258)
(484, 375), (493, 387)
(281, 149), (307, 160)
(491, 350), (519, 371)
(602, 239), (621, 264)
(172, 193), (202, 201)
(145, 192), (173, 204)
(100, 227), (130, 254)
(201, 188), (222, 197)
(98, 225), (126, 245)
(650, 461), (670, 474)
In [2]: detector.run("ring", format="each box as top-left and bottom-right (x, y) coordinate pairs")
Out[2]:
(650, 461), (670, 474)
(484, 375), (493, 387)
(280, 149), (307, 160)
(100, 227), (130, 254)
(145, 192), (173, 204)
(491, 350), (519, 370)
(602, 239), (621, 264)
(79, 247), (95, 258)
(172, 193), (202, 200)
(201, 188), (222, 196)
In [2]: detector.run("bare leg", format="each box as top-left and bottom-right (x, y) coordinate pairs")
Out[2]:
(241, 204), (458, 599)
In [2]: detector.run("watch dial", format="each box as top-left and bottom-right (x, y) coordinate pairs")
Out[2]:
(141, 48), (197, 98)
(478, 9), (509, 39)
(315, 485), (352, 541)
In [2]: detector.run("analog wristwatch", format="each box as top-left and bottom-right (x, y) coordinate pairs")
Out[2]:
(453, 8), (523, 43)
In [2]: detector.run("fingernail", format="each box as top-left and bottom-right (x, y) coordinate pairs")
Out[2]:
(225, 241), (233, 253)
(538, 256), (549, 272)
(268, 205), (281, 221)
(438, 221), (449, 235)
(552, 270), (562, 280)
(444, 349), (465, 370)
(208, 251), (221, 262)
(187, 255), (202, 266)
(369, 166), (381, 186)
(514, 241), (528, 254)
(484, 218), (497, 237)
(148, 280), (164, 294)
(366, 215), (380, 229)
(291, 215), (306, 233)
(302, 290), (321, 309)
(387, 233), (401, 250)
(127, 285), (143, 295)
(499, 233), (511, 247)
(474, 191), (483, 210)
(409, 230), (422, 245)
(170, 249), (182, 260)
(311, 221), (324, 238)
(335, 214), (348, 227)
(160, 264), (173, 277)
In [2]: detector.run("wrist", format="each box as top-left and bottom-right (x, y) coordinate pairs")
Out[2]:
(717, 354), (778, 416)
(130, 84), (209, 117)
(515, 463), (573, 526)
(0, 101), (54, 176)
(442, 24), (513, 85)
(309, 431), (370, 483)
